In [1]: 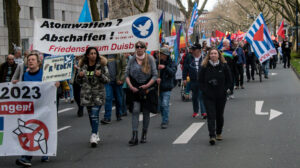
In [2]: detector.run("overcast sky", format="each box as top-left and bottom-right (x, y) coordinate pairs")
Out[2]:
(182, 0), (218, 11)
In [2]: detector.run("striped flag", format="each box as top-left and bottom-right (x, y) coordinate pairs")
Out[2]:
(170, 14), (176, 36)
(188, 3), (199, 36)
(179, 24), (186, 49)
(245, 13), (277, 63)
(158, 12), (164, 43)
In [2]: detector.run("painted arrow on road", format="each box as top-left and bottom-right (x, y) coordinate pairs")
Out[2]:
(255, 101), (282, 120)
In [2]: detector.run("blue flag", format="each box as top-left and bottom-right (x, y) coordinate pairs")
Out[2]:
(78, 0), (92, 22)
(104, 0), (109, 18)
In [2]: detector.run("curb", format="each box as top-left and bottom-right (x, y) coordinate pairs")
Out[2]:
(291, 65), (300, 80)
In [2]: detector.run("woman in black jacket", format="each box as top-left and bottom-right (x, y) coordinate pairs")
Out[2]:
(199, 48), (232, 145)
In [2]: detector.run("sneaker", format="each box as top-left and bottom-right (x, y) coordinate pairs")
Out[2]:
(161, 123), (168, 129)
(241, 86), (245, 89)
(201, 113), (207, 119)
(192, 112), (199, 118)
(90, 133), (98, 147)
(96, 132), (101, 142)
(101, 118), (111, 124)
(235, 86), (239, 89)
(16, 157), (32, 167)
(209, 137), (216, 145)
(41, 156), (50, 162)
(116, 116), (122, 121)
(216, 134), (223, 141)
(229, 95), (235, 99)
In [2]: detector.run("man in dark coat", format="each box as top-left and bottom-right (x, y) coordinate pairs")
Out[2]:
(0, 54), (17, 83)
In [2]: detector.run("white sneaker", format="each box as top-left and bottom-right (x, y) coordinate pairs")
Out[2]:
(96, 133), (101, 142)
(90, 133), (98, 147)
(230, 95), (235, 99)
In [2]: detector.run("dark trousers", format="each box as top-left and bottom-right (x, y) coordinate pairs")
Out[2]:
(283, 52), (291, 68)
(190, 81), (206, 114)
(246, 60), (255, 80)
(203, 97), (227, 138)
(269, 55), (277, 69)
(73, 82), (83, 111)
(235, 64), (244, 87)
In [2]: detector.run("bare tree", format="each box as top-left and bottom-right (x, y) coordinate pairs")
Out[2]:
(132, 0), (150, 13)
(4, 0), (21, 54)
(89, 0), (100, 21)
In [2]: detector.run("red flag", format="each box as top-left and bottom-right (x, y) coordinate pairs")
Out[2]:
(215, 30), (225, 38)
(277, 20), (285, 39)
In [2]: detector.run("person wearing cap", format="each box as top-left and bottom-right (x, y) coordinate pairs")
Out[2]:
(156, 47), (177, 129)
(182, 41), (207, 119)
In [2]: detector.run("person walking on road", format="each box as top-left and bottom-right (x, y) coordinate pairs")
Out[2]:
(101, 53), (127, 124)
(15, 53), (60, 167)
(76, 47), (110, 147)
(183, 41), (207, 119)
(125, 41), (158, 146)
(243, 42), (256, 82)
(199, 48), (232, 145)
(282, 37), (292, 68)
(233, 41), (246, 89)
(156, 47), (177, 129)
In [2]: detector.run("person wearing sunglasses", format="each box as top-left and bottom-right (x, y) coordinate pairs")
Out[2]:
(125, 41), (158, 146)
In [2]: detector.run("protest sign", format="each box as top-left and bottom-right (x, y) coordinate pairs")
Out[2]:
(0, 82), (57, 156)
(42, 55), (74, 82)
(33, 12), (159, 55)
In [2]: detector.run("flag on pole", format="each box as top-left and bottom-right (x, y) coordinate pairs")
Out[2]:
(179, 24), (186, 49)
(245, 13), (277, 63)
(188, 3), (199, 36)
(277, 20), (285, 39)
(78, 0), (92, 22)
(170, 14), (176, 36)
(158, 12), (164, 43)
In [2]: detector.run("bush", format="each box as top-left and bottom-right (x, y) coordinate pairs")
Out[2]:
(291, 52), (300, 74)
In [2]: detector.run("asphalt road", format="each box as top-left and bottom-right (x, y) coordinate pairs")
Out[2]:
(1, 65), (300, 168)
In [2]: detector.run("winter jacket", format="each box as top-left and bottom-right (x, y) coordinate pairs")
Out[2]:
(104, 54), (127, 82)
(11, 63), (26, 82)
(157, 57), (177, 92)
(235, 47), (246, 64)
(76, 56), (110, 106)
(199, 62), (232, 100)
(182, 55), (205, 81)
(0, 62), (17, 83)
(282, 40), (292, 54)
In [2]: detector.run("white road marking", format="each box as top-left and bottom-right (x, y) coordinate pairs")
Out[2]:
(173, 122), (205, 144)
(255, 101), (268, 115)
(58, 107), (75, 114)
(58, 126), (71, 133)
(269, 109), (282, 120)
(139, 113), (157, 121)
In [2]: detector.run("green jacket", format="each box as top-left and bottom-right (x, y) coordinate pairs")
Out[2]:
(116, 54), (127, 82)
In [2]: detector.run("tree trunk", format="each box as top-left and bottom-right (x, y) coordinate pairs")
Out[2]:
(89, 0), (100, 21)
(5, 0), (21, 54)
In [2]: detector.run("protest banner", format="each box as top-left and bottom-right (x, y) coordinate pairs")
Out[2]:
(42, 55), (74, 82)
(0, 82), (57, 156)
(33, 12), (159, 55)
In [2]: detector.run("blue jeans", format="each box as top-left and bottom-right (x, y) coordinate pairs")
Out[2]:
(191, 81), (206, 114)
(87, 106), (101, 134)
(158, 91), (171, 124)
(104, 82), (123, 119)
(185, 81), (191, 94)
(262, 59), (270, 77)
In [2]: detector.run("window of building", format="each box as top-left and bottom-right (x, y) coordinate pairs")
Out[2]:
(30, 7), (34, 20)
(22, 39), (29, 53)
(3, 0), (6, 25)
(42, 0), (54, 19)
(62, 10), (65, 21)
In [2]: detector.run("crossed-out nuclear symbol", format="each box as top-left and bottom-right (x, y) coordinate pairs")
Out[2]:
(13, 119), (49, 154)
